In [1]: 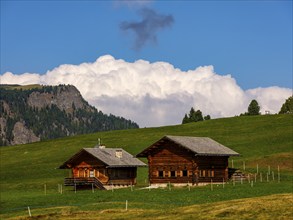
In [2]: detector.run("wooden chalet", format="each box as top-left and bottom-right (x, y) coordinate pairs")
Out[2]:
(59, 146), (146, 190)
(136, 135), (239, 186)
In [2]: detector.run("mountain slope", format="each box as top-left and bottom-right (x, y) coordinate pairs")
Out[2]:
(0, 84), (138, 146)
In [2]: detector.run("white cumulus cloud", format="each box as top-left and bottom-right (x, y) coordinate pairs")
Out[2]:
(1, 72), (41, 85)
(1, 55), (292, 127)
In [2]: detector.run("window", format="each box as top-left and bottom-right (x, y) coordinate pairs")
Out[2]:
(90, 170), (95, 177)
(158, 171), (164, 178)
(208, 170), (214, 177)
(200, 170), (214, 177)
(171, 171), (176, 177)
(199, 170), (206, 177)
(182, 170), (188, 177)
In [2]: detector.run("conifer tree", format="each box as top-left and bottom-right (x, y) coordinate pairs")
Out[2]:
(182, 114), (190, 124)
(279, 96), (293, 114)
(247, 99), (260, 115)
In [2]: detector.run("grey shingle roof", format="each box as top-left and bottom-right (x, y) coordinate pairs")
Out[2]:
(83, 148), (146, 167)
(137, 135), (240, 157)
(166, 136), (239, 156)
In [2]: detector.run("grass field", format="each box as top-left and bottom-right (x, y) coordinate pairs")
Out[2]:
(0, 114), (292, 219)
(7, 193), (293, 220)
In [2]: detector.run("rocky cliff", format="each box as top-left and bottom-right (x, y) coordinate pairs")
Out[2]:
(0, 84), (138, 146)
(27, 85), (89, 114)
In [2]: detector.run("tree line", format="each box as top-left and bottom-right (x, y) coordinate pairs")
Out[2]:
(182, 108), (210, 124)
(182, 96), (293, 124)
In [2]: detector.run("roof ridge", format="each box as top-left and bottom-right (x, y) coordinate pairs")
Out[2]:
(166, 135), (210, 138)
(137, 136), (240, 157)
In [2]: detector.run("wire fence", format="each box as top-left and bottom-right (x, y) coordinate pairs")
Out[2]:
(1, 163), (290, 218)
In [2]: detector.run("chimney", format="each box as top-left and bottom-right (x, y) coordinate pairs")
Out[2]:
(94, 138), (106, 149)
(115, 149), (123, 158)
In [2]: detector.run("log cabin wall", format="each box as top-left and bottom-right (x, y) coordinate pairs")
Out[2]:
(148, 140), (194, 184)
(196, 156), (229, 182)
(148, 140), (229, 184)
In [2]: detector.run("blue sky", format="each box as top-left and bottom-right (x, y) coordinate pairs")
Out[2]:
(1, 0), (292, 90)
(1, 1), (292, 126)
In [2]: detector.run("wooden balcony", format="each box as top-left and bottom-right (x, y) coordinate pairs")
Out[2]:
(64, 177), (106, 190)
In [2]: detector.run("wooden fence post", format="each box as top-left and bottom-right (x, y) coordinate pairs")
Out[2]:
(27, 206), (32, 217)
(278, 166), (280, 183)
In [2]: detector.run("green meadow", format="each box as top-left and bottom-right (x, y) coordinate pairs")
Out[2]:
(1, 114), (292, 219)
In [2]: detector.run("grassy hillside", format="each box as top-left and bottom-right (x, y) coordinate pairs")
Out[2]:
(0, 114), (292, 219)
(8, 193), (293, 220)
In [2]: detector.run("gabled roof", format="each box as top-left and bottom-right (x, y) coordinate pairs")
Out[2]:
(60, 147), (146, 169)
(136, 135), (240, 157)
